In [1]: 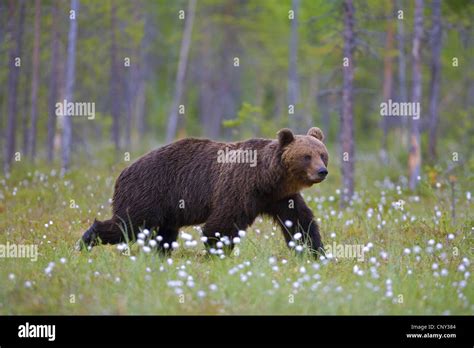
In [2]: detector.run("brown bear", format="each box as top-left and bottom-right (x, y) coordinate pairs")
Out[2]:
(78, 127), (329, 255)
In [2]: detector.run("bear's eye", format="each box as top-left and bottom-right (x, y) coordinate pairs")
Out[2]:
(320, 154), (326, 162)
(304, 155), (312, 162)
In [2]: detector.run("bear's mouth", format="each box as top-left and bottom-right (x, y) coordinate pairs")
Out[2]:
(307, 173), (326, 184)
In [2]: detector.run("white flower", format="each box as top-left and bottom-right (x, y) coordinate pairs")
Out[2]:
(171, 242), (179, 249)
(435, 243), (442, 250)
(233, 237), (241, 244)
(299, 266), (306, 274)
(181, 232), (192, 241)
(428, 239), (435, 246)
(295, 245), (303, 252)
(209, 284), (218, 291)
(413, 245), (421, 253)
(284, 220), (293, 228)
(8, 273), (15, 280)
(288, 241), (296, 248)
(403, 248), (411, 255)
(238, 230), (246, 238)
(293, 233), (302, 240)
(156, 235), (163, 242)
(142, 246), (151, 253)
(447, 233), (455, 240)
(200, 236), (208, 243)
(458, 264), (466, 272)
(24, 281), (32, 288)
(216, 242), (224, 249)
(330, 232), (336, 238)
(149, 240), (157, 247)
(432, 263), (439, 270)
(137, 239), (145, 246)
(197, 290), (206, 298)
(137, 233), (145, 240)
(60, 257), (67, 264)
(441, 269), (448, 276)
(167, 258), (173, 265)
(143, 229), (150, 236)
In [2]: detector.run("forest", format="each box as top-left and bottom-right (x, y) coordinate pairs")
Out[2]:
(0, 0), (473, 315)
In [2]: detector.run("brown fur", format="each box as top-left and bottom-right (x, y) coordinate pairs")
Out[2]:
(79, 127), (329, 255)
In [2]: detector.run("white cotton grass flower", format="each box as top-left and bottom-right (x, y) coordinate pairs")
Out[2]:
(448, 233), (455, 240)
(238, 230), (246, 238)
(8, 273), (15, 280)
(295, 245), (304, 252)
(143, 229), (150, 236)
(149, 240), (157, 247)
(60, 257), (67, 264)
(293, 233), (302, 240)
(428, 239), (435, 246)
(24, 281), (32, 288)
(330, 232), (336, 238)
(156, 235), (163, 242)
(197, 290), (206, 298)
(137, 233), (145, 240)
(200, 236), (208, 243)
(284, 220), (293, 228)
(171, 242), (179, 249)
(142, 246), (151, 253)
(137, 239), (145, 246)
(268, 257), (276, 265)
(403, 248), (411, 255)
(180, 232), (193, 241)
(232, 237), (241, 244)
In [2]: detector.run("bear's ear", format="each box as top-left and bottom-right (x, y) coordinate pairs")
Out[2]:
(307, 127), (324, 142)
(277, 128), (295, 147)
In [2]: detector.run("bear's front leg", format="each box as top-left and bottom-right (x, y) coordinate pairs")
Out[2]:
(267, 194), (324, 255)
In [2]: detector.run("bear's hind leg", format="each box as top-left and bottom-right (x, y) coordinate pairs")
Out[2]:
(155, 226), (179, 254)
(202, 215), (250, 256)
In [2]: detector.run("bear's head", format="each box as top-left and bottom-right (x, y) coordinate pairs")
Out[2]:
(277, 127), (329, 188)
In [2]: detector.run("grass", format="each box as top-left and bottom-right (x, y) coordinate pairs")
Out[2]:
(0, 149), (472, 315)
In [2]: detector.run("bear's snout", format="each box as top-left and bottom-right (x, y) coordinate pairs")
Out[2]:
(317, 167), (328, 179)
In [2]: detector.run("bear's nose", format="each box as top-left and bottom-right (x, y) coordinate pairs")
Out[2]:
(317, 168), (328, 178)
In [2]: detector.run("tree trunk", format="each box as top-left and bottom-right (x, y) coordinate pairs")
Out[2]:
(109, 1), (121, 151)
(4, 0), (21, 175)
(408, 0), (423, 190)
(340, 0), (356, 206)
(396, 0), (408, 147)
(62, 0), (79, 174)
(288, 0), (302, 133)
(380, 0), (394, 164)
(428, 0), (442, 162)
(28, 0), (41, 160)
(47, 0), (59, 162)
(166, 0), (196, 143)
